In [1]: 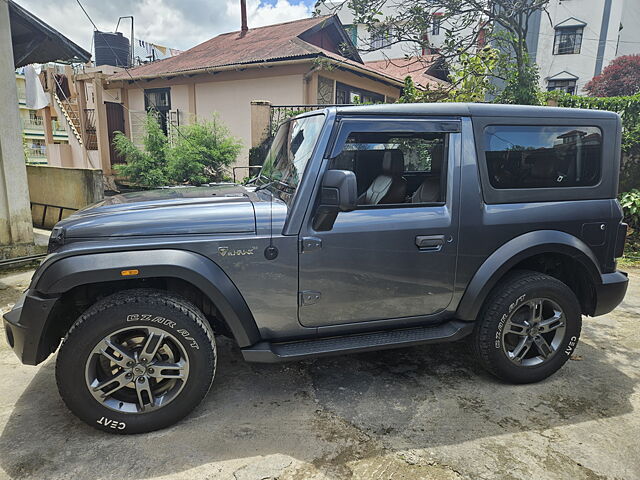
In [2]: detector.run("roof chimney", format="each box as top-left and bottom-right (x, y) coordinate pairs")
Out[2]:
(240, 0), (248, 33)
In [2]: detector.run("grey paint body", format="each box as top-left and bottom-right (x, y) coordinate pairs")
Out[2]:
(3, 103), (629, 365)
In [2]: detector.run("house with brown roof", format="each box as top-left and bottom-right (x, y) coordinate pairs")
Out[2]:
(88, 15), (442, 175)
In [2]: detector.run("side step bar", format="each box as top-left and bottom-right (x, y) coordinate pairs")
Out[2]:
(241, 320), (474, 363)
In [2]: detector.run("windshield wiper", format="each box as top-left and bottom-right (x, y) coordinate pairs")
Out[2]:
(254, 181), (276, 192)
(254, 178), (292, 192)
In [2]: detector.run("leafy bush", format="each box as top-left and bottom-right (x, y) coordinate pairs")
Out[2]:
(621, 190), (640, 227)
(167, 118), (242, 185)
(113, 113), (242, 187)
(620, 189), (640, 254)
(113, 113), (169, 188)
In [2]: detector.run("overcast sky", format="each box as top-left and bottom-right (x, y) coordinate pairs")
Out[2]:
(16, 0), (316, 53)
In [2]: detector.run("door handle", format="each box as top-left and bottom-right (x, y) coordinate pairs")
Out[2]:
(416, 235), (445, 251)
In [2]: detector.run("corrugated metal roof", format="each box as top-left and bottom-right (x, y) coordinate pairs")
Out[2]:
(110, 16), (336, 80)
(108, 15), (410, 87)
(364, 56), (446, 89)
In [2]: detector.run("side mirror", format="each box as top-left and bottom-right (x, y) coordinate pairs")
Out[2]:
(313, 169), (357, 231)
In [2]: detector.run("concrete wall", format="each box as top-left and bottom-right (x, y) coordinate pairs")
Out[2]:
(618, 0), (640, 57)
(195, 73), (305, 168)
(27, 165), (104, 228)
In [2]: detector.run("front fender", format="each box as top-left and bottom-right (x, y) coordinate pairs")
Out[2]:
(456, 230), (602, 321)
(35, 249), (261, 347)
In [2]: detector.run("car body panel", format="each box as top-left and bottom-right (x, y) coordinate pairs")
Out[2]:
(2, 104), (629, 367)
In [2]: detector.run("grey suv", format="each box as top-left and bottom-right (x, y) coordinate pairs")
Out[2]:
(3, 103), (629, 433)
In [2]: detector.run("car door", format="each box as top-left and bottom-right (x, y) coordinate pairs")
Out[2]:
(297, 117), (461, 328)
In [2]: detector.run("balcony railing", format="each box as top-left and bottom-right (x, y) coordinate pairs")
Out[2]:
(26, 146), (47, 158)
(52, 119), (66, 132)
(23, 117), (44, 130)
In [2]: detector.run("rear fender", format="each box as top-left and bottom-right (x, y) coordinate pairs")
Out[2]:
(456, 230), (601, 321)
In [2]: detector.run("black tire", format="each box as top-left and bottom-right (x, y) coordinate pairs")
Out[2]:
(473, 270), (582, 384)
(55, 289), (216, 434)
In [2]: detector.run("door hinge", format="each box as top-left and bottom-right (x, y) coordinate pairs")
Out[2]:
(299, 237), (322, 253)
(299, 290), (321, 306)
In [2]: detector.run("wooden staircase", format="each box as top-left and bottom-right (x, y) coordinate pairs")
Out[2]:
(53, 93), (98, 150)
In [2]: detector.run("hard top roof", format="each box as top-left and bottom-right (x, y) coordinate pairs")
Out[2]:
(332, 102), (618, 120)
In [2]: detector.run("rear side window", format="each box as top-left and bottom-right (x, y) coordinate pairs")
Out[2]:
(484, 125), (602, 189)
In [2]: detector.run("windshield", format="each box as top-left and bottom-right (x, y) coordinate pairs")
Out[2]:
(257, 114), (325, 202)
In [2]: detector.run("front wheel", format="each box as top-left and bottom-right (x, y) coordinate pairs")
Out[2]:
(473, 271), (582, 384)
(55, 289), (216, 434)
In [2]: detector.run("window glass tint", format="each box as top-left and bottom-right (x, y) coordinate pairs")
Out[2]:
(330, 132), (447, 206)
(484, 126), (602, 189)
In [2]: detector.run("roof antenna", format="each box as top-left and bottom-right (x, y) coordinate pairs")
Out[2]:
(264, 187), (278, 260)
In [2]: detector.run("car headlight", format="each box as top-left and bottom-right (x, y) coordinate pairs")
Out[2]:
(48, 226), (65, 253)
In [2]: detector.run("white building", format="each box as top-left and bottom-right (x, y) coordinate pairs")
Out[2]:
(533, 0), (640, 94)
(317, 0), (640, 95)
(315, 1), (480, 62)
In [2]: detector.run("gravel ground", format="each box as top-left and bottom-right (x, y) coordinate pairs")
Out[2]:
(0, 267), (638, 480)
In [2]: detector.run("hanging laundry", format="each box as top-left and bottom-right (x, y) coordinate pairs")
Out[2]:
(24, 65), (48, 110)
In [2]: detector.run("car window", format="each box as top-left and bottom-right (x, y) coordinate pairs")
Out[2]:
(330, 131), (448, 207)
(484, 125), (602, 189)
(258, 114), (325, 204)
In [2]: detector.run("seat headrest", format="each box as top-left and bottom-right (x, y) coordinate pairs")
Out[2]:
(430, 144), (444, 174)
(382, 150), (404, 175)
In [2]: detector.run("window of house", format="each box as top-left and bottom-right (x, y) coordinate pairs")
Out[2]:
(547, 79), (577, 94)
(317, 76), (335, 104)
(330, 131), (448, 206)
(432, 15), (442, 36)
(28, 110), (42, 125)
(144, 87), (171, 134)
(344, 24), (358, 46)
(484, 125), (602, 189)
(335, 82), (385, 105)
(27, 139), (46, 157)
(553, 26), (583, 55)
(370, 26), (392, 49)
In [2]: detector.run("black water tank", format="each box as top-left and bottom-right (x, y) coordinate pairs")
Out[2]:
(94, 31), (130, 67)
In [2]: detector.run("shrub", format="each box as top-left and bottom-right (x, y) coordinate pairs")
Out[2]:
(113, 113), (169, 188)
(620, 189), (640, 254)
(166, 117), (242, 185)
(113, 113), (242, 187)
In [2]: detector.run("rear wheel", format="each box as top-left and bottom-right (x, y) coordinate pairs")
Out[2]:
(56, 289), (216, 434)
(473, 271), (582, 384)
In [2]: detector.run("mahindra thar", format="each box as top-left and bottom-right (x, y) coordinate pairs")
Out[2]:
(3, 103), (628, 433)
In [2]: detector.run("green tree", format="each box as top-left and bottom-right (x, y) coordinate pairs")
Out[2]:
(398, 47), (499, 103)
(495, 49), (540, 105)
(319, 0), (547, 104)
(166, 117), (242, 185)
(113, 113), (169, 188)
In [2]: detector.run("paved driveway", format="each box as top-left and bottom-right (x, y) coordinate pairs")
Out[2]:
(0, 267), (638, 480)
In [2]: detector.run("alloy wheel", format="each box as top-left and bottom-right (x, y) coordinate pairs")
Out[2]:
(85, 326), (190, 413)
(501, 298), (567, 367)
